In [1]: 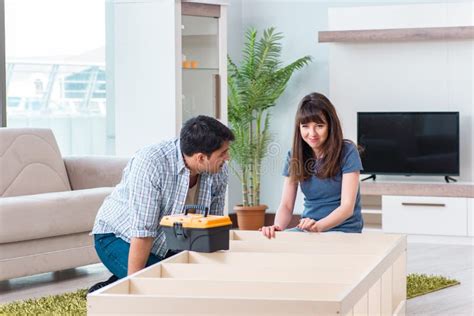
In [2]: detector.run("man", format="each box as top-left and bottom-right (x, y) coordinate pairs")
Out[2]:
(88, 116), (234, 293)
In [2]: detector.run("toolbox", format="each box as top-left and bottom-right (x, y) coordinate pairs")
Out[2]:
(160, 205), (233, 253)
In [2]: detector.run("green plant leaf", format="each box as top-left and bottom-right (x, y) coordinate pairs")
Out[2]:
(227, 27), (312, 206)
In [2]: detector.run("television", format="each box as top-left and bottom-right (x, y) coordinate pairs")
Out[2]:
(357, 112), (459, 180)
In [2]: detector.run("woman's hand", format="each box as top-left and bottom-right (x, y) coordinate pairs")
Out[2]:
(260, 225), (282, 239)
(297, 218), (321, 232)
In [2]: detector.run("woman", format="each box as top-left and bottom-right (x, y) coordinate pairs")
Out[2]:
(261, 92), (363, 238)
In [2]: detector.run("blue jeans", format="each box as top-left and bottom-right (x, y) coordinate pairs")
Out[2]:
(94, 233), (169, 279)
(285, 227), (342, 233)
(285, 227), (304, 232)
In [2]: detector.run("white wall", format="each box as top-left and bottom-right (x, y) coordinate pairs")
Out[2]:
(227, 0), (245, 212)
(227, 0), (473, 214)
(329, 3), (474, 182)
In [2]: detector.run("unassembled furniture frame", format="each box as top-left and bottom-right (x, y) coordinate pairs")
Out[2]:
(88, 231), (407, 315)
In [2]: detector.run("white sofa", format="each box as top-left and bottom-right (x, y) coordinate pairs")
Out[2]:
(0, 128), (128, 281)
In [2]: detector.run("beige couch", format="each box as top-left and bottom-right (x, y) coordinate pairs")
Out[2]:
(0, 128), (128, 281)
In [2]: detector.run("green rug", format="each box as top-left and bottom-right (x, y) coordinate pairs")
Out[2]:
(0, 288), (87, 316)
(407, 273), (460, 299)
(0, 274), (460, 315)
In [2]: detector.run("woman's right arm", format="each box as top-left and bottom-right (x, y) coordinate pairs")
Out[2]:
(261, 177), (298, 238)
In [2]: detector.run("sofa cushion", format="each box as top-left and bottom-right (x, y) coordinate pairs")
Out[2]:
(0, 128), (71, 197)
(0, 187), (113, 243)
(64, 156), (129, 190)
(0, 232), (94, 260)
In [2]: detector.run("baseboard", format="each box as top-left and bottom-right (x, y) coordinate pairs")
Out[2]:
(407, 234), (474, 245)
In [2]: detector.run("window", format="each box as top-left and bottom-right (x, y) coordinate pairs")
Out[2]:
(5, 0), (112, 155)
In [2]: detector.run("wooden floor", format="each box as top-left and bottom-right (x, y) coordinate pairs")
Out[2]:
(406, 243), (473, 315)
(0, 242), (472, 315)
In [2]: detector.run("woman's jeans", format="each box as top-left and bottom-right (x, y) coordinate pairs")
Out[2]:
(285, 227), (305, 232)
(94, 233), (172, 279)
(285, 227), (341, 233)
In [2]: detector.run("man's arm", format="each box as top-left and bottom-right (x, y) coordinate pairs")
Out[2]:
(128, 237), (154, 275)
(127, 154), (162, 273)
(209, 163), (229, 215)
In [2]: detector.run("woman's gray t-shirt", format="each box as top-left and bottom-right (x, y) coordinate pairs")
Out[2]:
(282, 141), (364, 233)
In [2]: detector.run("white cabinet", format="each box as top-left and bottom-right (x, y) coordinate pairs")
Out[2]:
(107, 0), (228, 155)
(382, 195), (468, 236)
(468, 198), (473, 237)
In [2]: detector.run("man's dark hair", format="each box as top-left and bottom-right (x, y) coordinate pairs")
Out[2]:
(180, 116), (235, 156)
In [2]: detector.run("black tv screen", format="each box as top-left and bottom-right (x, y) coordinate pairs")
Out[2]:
(357, 112), (459, 176)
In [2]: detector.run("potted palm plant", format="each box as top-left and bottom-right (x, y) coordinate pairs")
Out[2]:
(228, 27), (311, 230)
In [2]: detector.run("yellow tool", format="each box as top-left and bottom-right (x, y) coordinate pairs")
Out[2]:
(160, 206), (232, 253)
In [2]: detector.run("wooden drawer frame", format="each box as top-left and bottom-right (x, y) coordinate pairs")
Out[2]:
(88, 231), (407, 315)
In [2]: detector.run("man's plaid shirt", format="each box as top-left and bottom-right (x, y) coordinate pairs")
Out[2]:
(92, 139), (228, 258)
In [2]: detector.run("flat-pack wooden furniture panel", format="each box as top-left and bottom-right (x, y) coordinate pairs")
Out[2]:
(88, 231), (406, 315)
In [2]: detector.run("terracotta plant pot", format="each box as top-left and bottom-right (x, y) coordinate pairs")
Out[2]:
(234, 204), (268, 231)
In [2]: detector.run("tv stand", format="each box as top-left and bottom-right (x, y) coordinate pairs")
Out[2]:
(359, 181), (473, 243)
(361, 174), (376, 182)
(445, 176), (457, 183)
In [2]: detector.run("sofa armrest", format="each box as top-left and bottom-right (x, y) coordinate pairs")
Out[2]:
(63, 156), (129, 190)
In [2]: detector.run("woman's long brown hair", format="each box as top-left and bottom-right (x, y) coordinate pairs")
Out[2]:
(289, 92), (344, 182)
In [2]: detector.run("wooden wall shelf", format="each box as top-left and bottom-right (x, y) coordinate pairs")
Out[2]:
(360, 181), (474, 198)
(318, 26), (474, 43)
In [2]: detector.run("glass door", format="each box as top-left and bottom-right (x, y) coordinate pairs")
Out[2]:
(5, 0), (110, 155)
(181, 15), (220, 123)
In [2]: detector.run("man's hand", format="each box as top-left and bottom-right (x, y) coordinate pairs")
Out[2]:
(260, 225), (282, 239)
(297, 218), (321, 232)
(128, 237), (154, 275)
